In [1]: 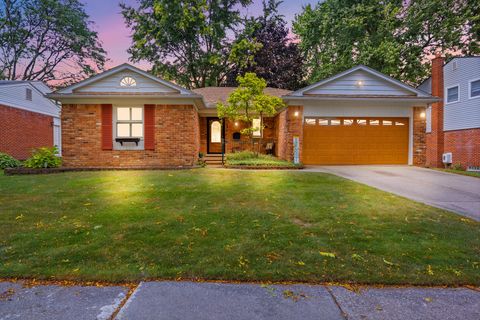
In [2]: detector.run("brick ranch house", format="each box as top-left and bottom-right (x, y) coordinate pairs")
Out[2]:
(0, 81), (61, 159)
(48, 63), (438, 168)
(418, 55), (480, 168)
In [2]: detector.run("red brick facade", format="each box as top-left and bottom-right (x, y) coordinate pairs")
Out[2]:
(444, 129), (480, 167)
(275, 106), (303, 162)
(199, 117), (276, 155)
(61, 104), (199, 167)
(413, 107), (427, 166)
(0, 104), (54, 159)
(426, 55), (445, 167)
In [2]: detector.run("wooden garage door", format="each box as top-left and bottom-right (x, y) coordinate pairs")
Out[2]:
(303, 117), (409, 165)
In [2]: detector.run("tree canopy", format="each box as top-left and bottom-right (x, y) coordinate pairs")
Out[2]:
(293, 0), (480, 85)
(121, 0), (261, 89)
(0, 0), (106, 84)
(226, 0), (305, 90)
(217, 72), (285, 138)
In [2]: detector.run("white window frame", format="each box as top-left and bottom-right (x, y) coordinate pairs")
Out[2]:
(252, 118), (262, 138)
(119, 76), (137, 88)
(468, 78), (480, 100)
(445, 84), (459, 104)
(113, 106), (144, 150)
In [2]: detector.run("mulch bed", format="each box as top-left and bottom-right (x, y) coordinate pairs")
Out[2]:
(4, 166), (201, 175)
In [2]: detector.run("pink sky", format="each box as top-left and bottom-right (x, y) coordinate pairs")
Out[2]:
(82, 0), (317, 70)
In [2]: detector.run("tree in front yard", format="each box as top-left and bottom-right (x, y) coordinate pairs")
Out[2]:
(217, 73), (285, 154)
(121, 0), (261, 89)
(0, 0), (106, 85)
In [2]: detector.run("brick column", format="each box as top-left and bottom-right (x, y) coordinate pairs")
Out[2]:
(426, 54), (444, 167)
(413, 106), (427, 166)
(275, 106), (303, 162)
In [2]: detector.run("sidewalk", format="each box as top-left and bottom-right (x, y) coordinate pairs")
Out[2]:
(0, 280), (479, 320)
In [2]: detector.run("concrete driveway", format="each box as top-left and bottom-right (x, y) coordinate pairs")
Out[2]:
(305, 165), (480, 221)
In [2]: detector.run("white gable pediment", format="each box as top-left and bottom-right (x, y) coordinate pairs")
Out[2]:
(56, 64), (193, 95)
(75, 69), (178, 94)
(290, 65), (429, 97)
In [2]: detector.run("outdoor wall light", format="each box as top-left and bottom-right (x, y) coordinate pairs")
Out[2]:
(420, 112), (426, 118)
(234, 121), (239, 126)
(294, 111), (299, 117)
(356, 80), (364, 87)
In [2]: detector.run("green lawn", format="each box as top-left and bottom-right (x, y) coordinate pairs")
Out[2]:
(433, 168), (480, 178)
(0, 169), (479, 285)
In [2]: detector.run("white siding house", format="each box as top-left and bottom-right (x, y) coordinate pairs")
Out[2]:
(0, 81), (62, 153)
(418, 57), (480, 132)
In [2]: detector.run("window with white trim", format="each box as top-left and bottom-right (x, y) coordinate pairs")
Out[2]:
(114, 107), (144, 150)
(120, 76), (137, 87)
(470, 79), (480, 98)
(252, 118), (262, 137)
(446, 86), (459, 103)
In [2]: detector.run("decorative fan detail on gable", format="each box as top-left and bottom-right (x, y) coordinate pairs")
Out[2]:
(120, 76), (137, 87)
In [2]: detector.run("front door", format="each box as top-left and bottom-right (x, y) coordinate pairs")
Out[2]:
(207, 117), (223, 154)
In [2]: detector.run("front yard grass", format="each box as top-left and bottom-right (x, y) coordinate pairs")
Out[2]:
(433, 168), (480, 178)
(0, 169), (479, 285)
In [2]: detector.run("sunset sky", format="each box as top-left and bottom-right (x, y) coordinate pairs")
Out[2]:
(82, 0), (317, 69)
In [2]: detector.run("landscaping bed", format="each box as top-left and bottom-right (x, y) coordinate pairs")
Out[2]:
(0, 169), (479, 285)
(224, 151), (301, 169)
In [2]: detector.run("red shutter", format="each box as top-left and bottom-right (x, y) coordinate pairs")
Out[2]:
(101, 104), (113, 150)
(144, 104), (155, 150)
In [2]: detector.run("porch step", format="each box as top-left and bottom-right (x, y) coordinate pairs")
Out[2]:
(204, 154), (224, 165)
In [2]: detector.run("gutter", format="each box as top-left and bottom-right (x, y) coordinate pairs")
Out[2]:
(282, 95), (441, 104)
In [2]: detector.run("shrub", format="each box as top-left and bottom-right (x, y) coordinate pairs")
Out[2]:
(226, 151), (258, 161)
(451, 163), (464, 171)
(226, 151), (297, 167)
(24, 147), (62, 169)
(0, 153), (21, 169)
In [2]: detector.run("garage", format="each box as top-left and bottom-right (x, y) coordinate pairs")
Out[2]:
(303, 117), (409, 165)
(282, 65), (438, 166)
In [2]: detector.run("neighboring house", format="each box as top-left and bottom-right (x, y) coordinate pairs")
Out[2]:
(48, 63), (437, 168)
(418, 55), (480, 168)
(0, 81), (61, 159)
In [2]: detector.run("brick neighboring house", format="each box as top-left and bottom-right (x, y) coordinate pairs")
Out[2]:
(418, 56), (480, 169)
(0, 81), (61, 160)
(49, 64), (437, 168)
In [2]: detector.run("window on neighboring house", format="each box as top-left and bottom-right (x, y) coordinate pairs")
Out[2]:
(26, 88), (32, 101)
(470, 79), (480, 98)
(116, 107), (143, 138)
(252, 118), (262, 137)
(446, 86), (459, 103)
